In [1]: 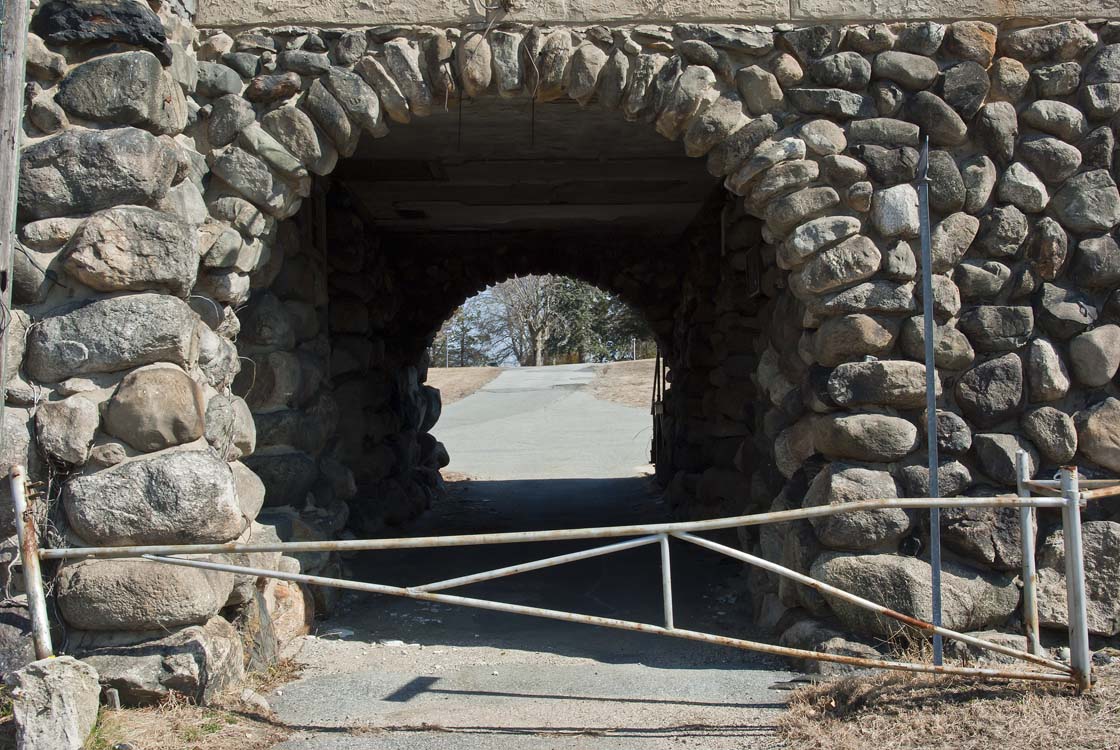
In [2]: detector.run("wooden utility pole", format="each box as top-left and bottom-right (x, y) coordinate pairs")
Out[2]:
(0, 0), (28, 282)
(0, 0), (30, 450)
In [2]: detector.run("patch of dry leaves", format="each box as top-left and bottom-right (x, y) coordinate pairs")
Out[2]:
(779, 662), (1120, 750)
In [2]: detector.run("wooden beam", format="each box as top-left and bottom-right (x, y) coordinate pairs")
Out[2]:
(0, 0), (30, 437)
(0, 0), (30, 279)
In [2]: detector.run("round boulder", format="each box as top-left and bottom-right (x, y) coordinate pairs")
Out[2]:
(803, 463), (910, 550)
(1075, 397), (1120, 473)
(815, 413), (919, 462)
(57, 558), (234, 631)
(104, 364), (205, 452)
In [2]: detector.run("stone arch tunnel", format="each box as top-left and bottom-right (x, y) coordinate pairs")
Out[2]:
(5, 0), (1120, 703)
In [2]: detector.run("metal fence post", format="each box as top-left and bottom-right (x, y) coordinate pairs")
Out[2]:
(916, 136), (943, 666)
(659, 533), (674, 629)
(10, 466), (53, 660)
(1059, 466), (1091, 692)
(1016, 450), (1041, 656)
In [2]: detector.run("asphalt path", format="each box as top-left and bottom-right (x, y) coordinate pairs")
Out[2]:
(270, 364), (792, 749)
(434, 363), (654, 480)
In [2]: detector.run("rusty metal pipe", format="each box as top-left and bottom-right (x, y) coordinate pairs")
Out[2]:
(1021, 481), (1064, 498)
(138, 553), (1074, 685)
(1076, 485), (1120, 500)
(10, 467), (53, 660)
(672, 532), (1073, 675)
(39, 496), (1067, 561)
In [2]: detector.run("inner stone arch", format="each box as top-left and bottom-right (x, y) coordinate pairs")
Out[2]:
(230, 93), (742, 537)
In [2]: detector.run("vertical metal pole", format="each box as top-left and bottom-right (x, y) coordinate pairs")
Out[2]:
(917, 136), (943, 666)
(1016, 450), (1042, 656)
(10, 466), (53, 660)
(659, 533), (674, 629)
(1060, 466), (1092, 692)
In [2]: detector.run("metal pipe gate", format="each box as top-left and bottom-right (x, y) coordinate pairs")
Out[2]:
(10, 452), (1111, 692)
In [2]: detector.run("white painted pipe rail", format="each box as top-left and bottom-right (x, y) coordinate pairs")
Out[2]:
(410, 534), (660, 592)
(138, 552), (1075, 684)
(38, 495), (1068, 561)
(1016, 450), (1042, 657)
(671, 531), (1072, 675)
(659, 533), (673, 629)
(1061, 467), (1093, 692)
(12, 464), (1109, 691)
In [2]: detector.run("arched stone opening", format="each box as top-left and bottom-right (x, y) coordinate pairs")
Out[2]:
(11, 3), (1120, 703)
(234, 168), (760, 538)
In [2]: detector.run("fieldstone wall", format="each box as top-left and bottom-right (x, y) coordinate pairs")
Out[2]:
(9, 0), (1120, 701)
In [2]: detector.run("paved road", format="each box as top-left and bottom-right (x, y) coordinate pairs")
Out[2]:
(435, 363), (654, 479)
(270, 365), (792, 749)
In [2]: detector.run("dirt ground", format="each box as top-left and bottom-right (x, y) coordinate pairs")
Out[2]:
(590, 359), (656, 409)
(425, 366), (503, 404)
(779, 658), (1120, 750)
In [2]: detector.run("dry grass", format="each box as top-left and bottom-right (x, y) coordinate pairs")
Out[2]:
(780, 662), (1120, 750)
(426, 366), (503, 404)
(85, 692), (290, 750)
(79, 659), (305, 750)
(244, 657), (305, 695)
(591, 358), (656, 409)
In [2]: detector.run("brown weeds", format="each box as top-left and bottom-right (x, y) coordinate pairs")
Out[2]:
(85, 691), (290, 750)
(779, 662), (1120, 750)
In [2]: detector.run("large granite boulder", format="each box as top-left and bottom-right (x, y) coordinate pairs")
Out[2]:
(62, 206), (198, 296)
(18, 127), (177, 220)
(25, 294), (200, 383)
(811, 552), (1019, 636)
(70, 616), (244, 706)
(57, 558), (235, 631)
(803, 463), (910, 550)
(5, 656), (100, 750)
(64, 449), (244, 546)
(1036, 521), (1120, 636)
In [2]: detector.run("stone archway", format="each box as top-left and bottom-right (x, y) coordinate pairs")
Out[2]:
(11, 3), (1120, 702)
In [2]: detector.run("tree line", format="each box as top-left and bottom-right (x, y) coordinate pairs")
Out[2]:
(430, 276), (657, 367)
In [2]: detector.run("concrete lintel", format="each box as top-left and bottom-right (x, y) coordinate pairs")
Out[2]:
(197, 0), (1120, 29)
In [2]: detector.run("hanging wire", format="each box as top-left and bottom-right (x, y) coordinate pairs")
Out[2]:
(457, 91), (463, 152)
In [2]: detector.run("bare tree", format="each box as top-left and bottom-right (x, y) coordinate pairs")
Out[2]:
(442, 275), (656, 367)
(489, 275), (561, 367)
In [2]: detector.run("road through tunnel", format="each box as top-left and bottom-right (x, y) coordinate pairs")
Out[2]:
(232, 96), (779, 546)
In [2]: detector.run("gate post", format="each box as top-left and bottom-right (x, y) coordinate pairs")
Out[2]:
(1016, 451), (1041, 656)
(1059, 466), (1091, 693)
